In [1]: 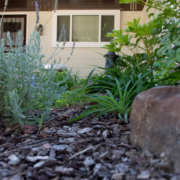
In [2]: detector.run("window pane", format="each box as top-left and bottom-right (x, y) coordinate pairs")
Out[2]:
(3, 22), (21, 32)
(101, 15), (114, 42)
(57, 16), (70, 41)
(72, 15), (99, 42)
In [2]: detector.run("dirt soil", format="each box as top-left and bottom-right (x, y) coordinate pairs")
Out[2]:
(0, 105), (179, 180)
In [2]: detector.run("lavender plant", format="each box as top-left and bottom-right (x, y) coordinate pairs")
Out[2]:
(0, 0), (75, 126)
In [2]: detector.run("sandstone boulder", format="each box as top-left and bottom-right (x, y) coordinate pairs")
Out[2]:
(130, 86), (180, 173)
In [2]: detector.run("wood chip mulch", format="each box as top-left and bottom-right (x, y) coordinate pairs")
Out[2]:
(0, 105), (178, 180)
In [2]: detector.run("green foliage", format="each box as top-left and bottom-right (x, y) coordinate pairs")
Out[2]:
(38, 115), (43, 131)
(121, 0), (180, 81)
(69, 56), (156, 122)
(54, 70), (80, 90)
(85, 53), (154, 94)
(104, 15), (164, 71)
(105, 0), (180, 84)
(55, 88), (85, 108)
(69, 68), (153, 122)
(69, 0), (180, 123)
(154, 19), (180, 77)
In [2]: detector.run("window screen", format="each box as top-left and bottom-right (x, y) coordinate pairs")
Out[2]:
(72, 15), (99, 42)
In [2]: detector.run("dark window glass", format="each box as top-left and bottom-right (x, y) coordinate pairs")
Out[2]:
(101, 15), (114, 42)
(57, 16), (70, 41)
(3, 22), (21, 32)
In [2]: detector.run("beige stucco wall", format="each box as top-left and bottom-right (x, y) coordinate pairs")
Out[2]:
(142, 5), (159, 24)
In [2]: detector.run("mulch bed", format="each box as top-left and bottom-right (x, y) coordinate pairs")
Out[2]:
(0, 105), (178, 180)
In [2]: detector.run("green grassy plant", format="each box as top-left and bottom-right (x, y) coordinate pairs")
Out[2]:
(84, 53), (154, 95)
(55, 88), (85, 108)
(69, 60), (154, 122)
(69, 71), (152, 123)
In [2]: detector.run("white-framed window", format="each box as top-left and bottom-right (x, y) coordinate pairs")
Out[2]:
(52, 10), (120, 47)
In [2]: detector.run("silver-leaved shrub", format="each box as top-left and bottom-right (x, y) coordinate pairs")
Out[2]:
(0, 8), (72, 126)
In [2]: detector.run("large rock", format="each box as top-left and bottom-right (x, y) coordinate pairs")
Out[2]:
(130, 86), (180, 173)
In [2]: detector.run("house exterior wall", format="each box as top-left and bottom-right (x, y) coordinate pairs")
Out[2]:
(120, 11), (144, 56)
(142, 5), (159, 24)
(1, 10), (145, 78)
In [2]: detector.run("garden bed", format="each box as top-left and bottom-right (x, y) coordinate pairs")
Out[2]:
(0, 105), (177, 180)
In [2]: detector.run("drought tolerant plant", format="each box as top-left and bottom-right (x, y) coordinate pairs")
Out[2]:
(68, 50), (177, 123)
(154, 18), (180, 78)
(0, 0), (75, 126)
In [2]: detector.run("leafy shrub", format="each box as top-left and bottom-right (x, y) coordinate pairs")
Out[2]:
(55, 88), (85, 108)
(103, 16), (163, 72)
(69, 0), (180, 123)
(119, 0), (180, 82)
(154, 19), (180, 78)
